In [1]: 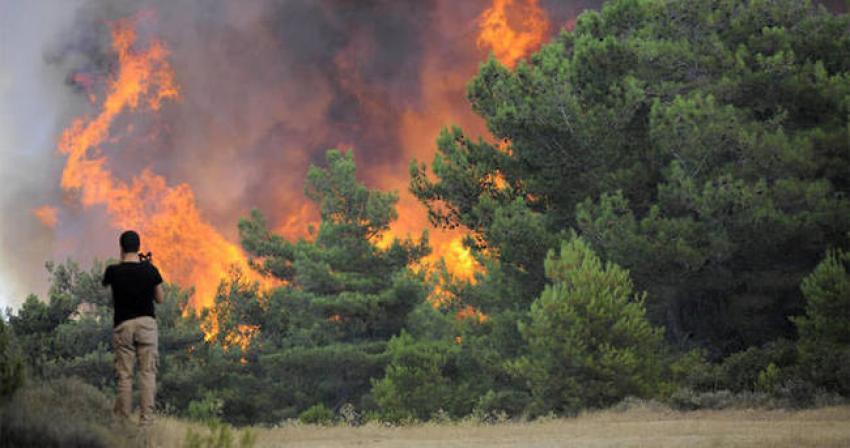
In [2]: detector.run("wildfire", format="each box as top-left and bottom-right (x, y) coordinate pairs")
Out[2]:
(49, 0), (554, 344)
(477, 0), (550, 68)
(372, 229), (481, 284)
(222, 323), (260, 352)
(456, 304), (488, 323)
(441, 238), (482, 284)
(221, 323), (260, 364)
(56, 14), (274, 332)
(33, 206), (58, 228)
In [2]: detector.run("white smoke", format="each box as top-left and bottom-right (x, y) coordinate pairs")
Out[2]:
(0, 0), (86, 310)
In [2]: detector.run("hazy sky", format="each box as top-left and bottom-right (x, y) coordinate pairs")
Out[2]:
(0, 0), (86, 311)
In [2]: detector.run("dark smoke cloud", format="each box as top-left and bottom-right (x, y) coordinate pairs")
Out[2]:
(37, 0), (489, 239)
(3, 0), (606, 309)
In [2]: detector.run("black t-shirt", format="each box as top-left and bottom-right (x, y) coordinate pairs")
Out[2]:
(102, 261), (163, 327)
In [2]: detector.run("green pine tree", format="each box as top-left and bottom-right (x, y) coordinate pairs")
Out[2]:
(793, 248), (850, 394)
(512, 235), (666, 414)
(0, 318), (25, 402)
(412, 0), (850, 356)
(238, 149), (431, 413)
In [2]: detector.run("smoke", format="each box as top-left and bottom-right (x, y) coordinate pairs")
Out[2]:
(0, 0), (89, 310)
(0, 0), (602, 311)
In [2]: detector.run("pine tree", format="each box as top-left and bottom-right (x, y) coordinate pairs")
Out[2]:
(794, 249), (850, 394)
(0, 318), (25, 402)
(513, 235), (666, 414)
(412, 0), (850, 356)
(239, 149), (430, 413)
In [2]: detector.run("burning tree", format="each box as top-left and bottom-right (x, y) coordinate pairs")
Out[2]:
(226, 149), (431, 414)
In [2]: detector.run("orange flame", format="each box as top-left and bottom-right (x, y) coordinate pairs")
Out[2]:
(373, 231), (482, 290)
(456, 304), (488, 323)
(441, 237), (482, 284)
(477, 0), (550, 68)
(33, 206), (58, 228)
(56, 16), (274, 333)
(221, 323), (260, 351)
(221, 323), (260, 364)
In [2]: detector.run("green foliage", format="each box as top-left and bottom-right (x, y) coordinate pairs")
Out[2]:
(298, 403), (335, 425)
(757, 363), (782, 394)
(7, 261), (113, 377)
(794, 249), (850, 394)
(0, 377), (125, 448)
(260, 341), (388, 417)
(233, 149), (432, 421)
(413, 0), (850, 357)
(666, 349), (714, 393)
(239, 151), (430, 346)
(372, 332), (464, 420)
(188, 392), (225, 424)
(41, 344), (114, 388)
(0, 319), (24, 403)
(513, 236), (666, 414)
(666, 337), (798, 397)
(402, 301), (455, 341)
(716, 340), (797, 393)
(472, 389), (532, 421)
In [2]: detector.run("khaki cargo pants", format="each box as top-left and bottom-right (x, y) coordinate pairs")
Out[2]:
(113, 316), (158, 425)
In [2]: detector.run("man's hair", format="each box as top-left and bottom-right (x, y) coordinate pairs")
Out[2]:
(119, 230), (141, 254)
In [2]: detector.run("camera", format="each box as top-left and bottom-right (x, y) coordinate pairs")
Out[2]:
(139, 252), (153, 263)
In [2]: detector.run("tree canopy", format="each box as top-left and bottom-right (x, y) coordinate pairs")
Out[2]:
(411, 0), (850, 357)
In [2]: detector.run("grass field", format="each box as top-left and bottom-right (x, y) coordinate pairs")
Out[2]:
(148, 405), (850, 448)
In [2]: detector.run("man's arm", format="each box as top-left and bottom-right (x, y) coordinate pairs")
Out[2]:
(150, 264), (164, 304)
(102, 265), (111, 287)
(154, 284), (164, 304)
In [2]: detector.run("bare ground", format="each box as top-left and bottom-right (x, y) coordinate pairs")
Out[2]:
(149, 405), (850, 448)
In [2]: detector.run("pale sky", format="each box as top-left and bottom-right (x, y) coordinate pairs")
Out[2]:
(0, 0), (85, 311)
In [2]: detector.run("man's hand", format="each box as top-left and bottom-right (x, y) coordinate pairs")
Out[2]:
(154, 284), (164, 304)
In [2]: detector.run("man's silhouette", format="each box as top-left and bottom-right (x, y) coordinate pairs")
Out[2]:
(102, 230), (164, 426)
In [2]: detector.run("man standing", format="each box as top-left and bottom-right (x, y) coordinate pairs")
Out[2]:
(102, 230), (164, 426)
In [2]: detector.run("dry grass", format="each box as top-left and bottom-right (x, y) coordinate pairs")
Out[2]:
(148, 406), (850, 448)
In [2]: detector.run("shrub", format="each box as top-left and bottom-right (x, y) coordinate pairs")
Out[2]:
(371, 332), (462, 420)
(668, 387), (773, 411)
(667, 349), (718, 392)
(794, 249), (850, 395)
(0, 319), (24, 403)
(757, 363), (782, 394)
(611, 396), (670, 413)
(187, 391), (225, 423)
(339, 403), (360, 426)
(41, 345), (113, 388)
(716, 339), (797, 393)
(512, 236), (667, 415)
(472, 389), (532, 420)
(775, 378), (816, 408)
(298, 403), (335, 425)
(0, 377), (125, 448)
